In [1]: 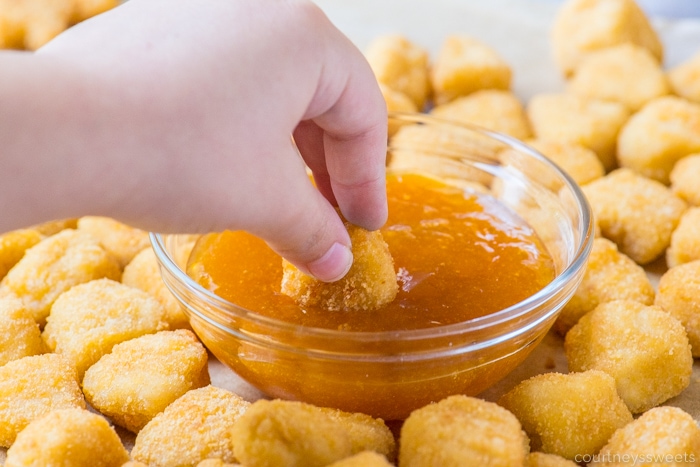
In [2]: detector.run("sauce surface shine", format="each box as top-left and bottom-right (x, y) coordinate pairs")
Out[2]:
(187, 173), (555, 332)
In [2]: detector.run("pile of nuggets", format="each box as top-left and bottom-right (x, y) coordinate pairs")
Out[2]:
(3, 0), (700, 465)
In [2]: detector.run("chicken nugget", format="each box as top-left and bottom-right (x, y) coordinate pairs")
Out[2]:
(430, 90), (531, 140)
(667, 207), (700, 268)
(4, 408), (129, 467)
(568, 43), (669, 112)
(527, 93), (630, 171)
(77, 216), (151, 269)
(551, 0), (662, 77)
(82, 329), (209, 433)
(656, 260), (700, 357)
(318, 407), (396, 463)
(281, 222), (398, 312)
(0, 229), (121, 326)
(590, 406), (700, 467)
(670, 154), (700, 206)
(0, 353), (85, 447)
(380, 84), (418, 137)
(42, 278), (169, 379)
(0, 296), (45, 366)
(365, 34), (431, 110)
(430, 34), (512, 105)
(71, 0), (119, 23)
(399, 395), (528, 467)
(30, 218), (78, 236)
(326, 451), (394, 467)
(617, 96), (700, 184)
(498, 371), (632, 460)
(195, 461), (241, 467)
(122, 246), (190, 330)
(525, 452), (579, 467)
(582, 168), (687, 264)
(565, 300), (693, 413)
(131, 385), (249, 467)
(668, 50), (700, 104)
(0, 228), (43, 281)
(554, 238), (654, 335)
(526, 139), (604, 186)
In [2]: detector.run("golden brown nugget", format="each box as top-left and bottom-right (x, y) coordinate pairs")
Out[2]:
(582, 168), (687, 265)
(525, 452), (579, 467)
(590, 406), (700, 467)
(550, 0), (663, 77)
(430, 90), (532, 140)
(554, 237), (654, 335)
(667, 207), (700, 268)
(0, 353), (85, 447)
(617, 96), (700, 184)
(326, 451), (394, 467)
(568, 43), (669, 112)
(4, 408), (129, 467)
(656, 260), (700, 357)
(498, 371), (632, 460)
(0, 228), (121, 326)
(195, 460), (241, 467)
(430, 34), (512, 105)
(364, 34), (431, 110)
(0, 228), (43, 281)
(30, 218), (78, 236)
(527, 93), (630, 171)
(131, 385), (249, 467)
(42, 278), (169, 379)
(122, 246), (191, 330)
(281, 222), (398, 312)
(670, 154), (700, 206)
(668, 50), (700, 104)
(122, 463), (150, 467)
(399, 395), (528, 467)
(77, 216), (151, 269)
(0, 296), (45, 366)
(526, 139), (604, 186)
(82, 329), (210, 433)
(565, 300), (693, 413)
(318, 407), (396, 463)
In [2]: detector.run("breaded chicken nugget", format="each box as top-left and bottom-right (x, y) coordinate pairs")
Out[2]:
(617, 96), (700, 184)
(122, 463), (150, 467)
(4, 408), (129, 467)
(526, 139), (604, 186)
(0, 229), (121, 326)
(430, 34), (512, 105)
(568, 43), (669, 111)
(122, 246), (190, 330)
(666, 207), (700, 267)
(670, 154), (700, 206)
(318, 407), (396, 463)
(30, 218), (78, 236)
(380, 84), (418, 137)
(525, 452), (579, 467)
(551, 0), (663, 77)
(365, 34), (431, 110)
(77, 216), (151, 269)
(232, 399), (393, 467)
(554, 237), (654, 335)
(655, 260), (700, 357)
(399, 395), (528, 467)
(498, 371), (632, 460)
(195, 460), (241, 467)
(326, 451), (394, 467)
(131, 385), (250, 467)
(668, 50), (700, 104)
(430, 90), (531, 140)
(42, 278), (169, 379)
(582, 168), (687, 265)
(0, 296), (45, 366)
(0, 228), (43, 281)
(281, 222), (398, 312)
(590, 406), (700, 467)
(82, 329), (210, 433)
(527, 93), (630, 171)
(565, 300), (693, 413)
(0, 353), (85, 447)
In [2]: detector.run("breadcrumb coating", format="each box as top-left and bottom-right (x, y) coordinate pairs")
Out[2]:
(670, 154), (700, 206)
(77, 216), (151, 269)
(668, 50), (700, 104)
(326, 451), (394, 467)
(526, 139), (604, 187)
(0, 228), (43, 281)
(655, 259), (700, 357)
(0, 296), (45, 366)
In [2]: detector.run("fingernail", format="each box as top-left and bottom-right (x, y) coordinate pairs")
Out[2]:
(307, 242), (353, 283)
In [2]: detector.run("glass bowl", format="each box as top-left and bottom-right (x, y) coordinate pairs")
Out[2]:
(151, 112), (593, 421)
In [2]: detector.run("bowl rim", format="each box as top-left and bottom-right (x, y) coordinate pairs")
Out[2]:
(151, 112), (594, 343)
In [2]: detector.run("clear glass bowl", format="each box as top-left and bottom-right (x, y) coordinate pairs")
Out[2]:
(151, 112), (593, 421)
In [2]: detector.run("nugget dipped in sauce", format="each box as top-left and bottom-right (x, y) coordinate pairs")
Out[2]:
(281, 222), (398, 312)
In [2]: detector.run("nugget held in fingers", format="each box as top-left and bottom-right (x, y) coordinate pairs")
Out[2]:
(281, 222), (398, 312)
(82, 329), (210, 433)
(0, 353), (85, 447)
(42, 278), (170, 379)
(4, 408), (129, 467)
(0, 296), (45, 366)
